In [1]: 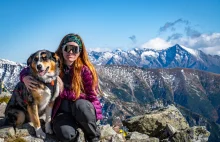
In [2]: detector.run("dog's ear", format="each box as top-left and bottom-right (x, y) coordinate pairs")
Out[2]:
(27, 53), (34, 66)
(51, 52), (60, 68)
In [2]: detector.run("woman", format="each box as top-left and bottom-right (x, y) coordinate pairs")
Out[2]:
(20, 33), (102, 142)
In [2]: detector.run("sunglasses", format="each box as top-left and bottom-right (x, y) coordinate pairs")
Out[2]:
(63, 45), (82, 54)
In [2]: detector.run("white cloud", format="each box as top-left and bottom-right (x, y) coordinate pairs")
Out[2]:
(199, 46), (220, 55)
(170, 33), (220, 55)
(141, 38), (172, 50)
(171, 33), (220, 47)
(141, 33), (220, 55)
(87, 47), (112, 52)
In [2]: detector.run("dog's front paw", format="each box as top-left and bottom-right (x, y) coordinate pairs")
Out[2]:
(45, 122), (53, 134)
(35, 127), (46, 139)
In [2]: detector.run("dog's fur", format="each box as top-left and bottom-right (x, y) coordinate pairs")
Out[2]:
(4, 50), (63, 139)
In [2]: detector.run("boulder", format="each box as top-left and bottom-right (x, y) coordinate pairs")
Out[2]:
(188, 126), (210, 142)
(123, 105), (189, 137)
(123, 105), (210, 142)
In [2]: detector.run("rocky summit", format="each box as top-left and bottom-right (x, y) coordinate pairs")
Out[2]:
(0, 97), (210, 142)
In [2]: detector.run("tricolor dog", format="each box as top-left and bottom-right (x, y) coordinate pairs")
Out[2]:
(4, 50), (63, 139)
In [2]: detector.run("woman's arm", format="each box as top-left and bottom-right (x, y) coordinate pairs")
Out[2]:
(81, 66), (103, 120)
(19, 67), (37, 90)
(20, 67), (30, 82)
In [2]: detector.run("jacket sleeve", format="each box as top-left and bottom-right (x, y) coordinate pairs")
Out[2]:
(20, 67), (30, 82)
(59, 88), (76, 100)
(81, 66), (103, 120)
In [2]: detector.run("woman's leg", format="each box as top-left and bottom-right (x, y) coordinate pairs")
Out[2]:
(52, 113), (78, 142)
(71, 99), (100, 142)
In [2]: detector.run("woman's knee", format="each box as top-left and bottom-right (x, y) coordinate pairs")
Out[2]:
(52, 113), (78, 141)
(75, 99), (94, 112)
(73, 99), (96, 121)
(53, 124), (78, 142)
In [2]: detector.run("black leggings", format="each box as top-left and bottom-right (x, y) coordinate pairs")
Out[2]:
(52, 99), (100, 142)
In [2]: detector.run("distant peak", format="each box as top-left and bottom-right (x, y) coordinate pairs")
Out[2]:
(115, 48), (122, 52)
(115, 48), (126, 53)
(168, 44), (184, 51)
(175, 44), (181, 48)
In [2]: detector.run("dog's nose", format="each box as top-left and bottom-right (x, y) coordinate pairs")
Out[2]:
(37, 64), (42, 70)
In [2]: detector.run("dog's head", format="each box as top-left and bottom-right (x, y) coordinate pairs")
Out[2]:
(27, 50), (60, 82)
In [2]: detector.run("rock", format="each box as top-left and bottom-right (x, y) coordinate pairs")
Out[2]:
(0, 103), (210, 142)
(166, 124), (177, 136)
(18, 123), (36, 135)
(188, 126), (210, 142)
(98, 125), (126, 142)
(0, 126), (15, 138)
(122, 105), (210, 142)
(126, 137), (159, 142)
(123, 105), (189, 137)
(169, 131), (192, 142)
(100, 124), (117, 140)
(77, 128), (85, 142)
(22, 136), (44, 142)
(168, 126), (210, 142)
(159, 124), (178, 140)
(111, 133), (124, 142)
(129, 131), (149, 140)
(0, 123), (59, 142)
(0, 102), (6, 117)
(125, 132), (159, 142)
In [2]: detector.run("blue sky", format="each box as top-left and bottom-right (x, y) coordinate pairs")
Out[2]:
(1, 0), (220, 63)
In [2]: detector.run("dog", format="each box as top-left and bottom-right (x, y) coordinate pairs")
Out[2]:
(4, 50), (63, 139)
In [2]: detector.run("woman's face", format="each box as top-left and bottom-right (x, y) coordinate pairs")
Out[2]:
(62, 42), (80, 65)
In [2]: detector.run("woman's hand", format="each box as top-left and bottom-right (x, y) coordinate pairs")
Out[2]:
(23, 76), (38, 91)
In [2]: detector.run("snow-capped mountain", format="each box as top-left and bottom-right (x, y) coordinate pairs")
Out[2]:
(89, 44), (220, 73)
(0, 59), (26, 91)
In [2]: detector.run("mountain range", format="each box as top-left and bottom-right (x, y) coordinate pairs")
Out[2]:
(89, 44), (220, 74)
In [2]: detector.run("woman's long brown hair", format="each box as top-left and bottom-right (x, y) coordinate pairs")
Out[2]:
(55, 34), (99, 99)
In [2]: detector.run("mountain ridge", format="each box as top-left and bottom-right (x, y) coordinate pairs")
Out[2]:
(89, 44), (220, 73)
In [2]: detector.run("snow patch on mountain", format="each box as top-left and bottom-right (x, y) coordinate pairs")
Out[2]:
(141, 51), (159, 58)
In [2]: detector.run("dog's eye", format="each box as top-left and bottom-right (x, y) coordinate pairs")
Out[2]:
(34, 58), (38, 62)
(42, 57), (47, 61)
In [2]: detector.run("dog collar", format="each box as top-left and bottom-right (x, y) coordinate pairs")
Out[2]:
(50, 80), (55, 86)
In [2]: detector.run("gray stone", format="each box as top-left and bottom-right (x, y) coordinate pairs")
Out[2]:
(100, 124), (117, 140)
(123, 105), (189, 137)
(0, 126), (15, 138)
(112, 133), (125, 142)
(129, 131), (149, 140)
(0, 102), (6, 117)
(165, 124), (177, 136)
(188, 126), (210, 142)
(126, 137), (159, 142)
(22, 136), (44, 142)
(77, 128), (86, 142)
(169, 131), (192, 142)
